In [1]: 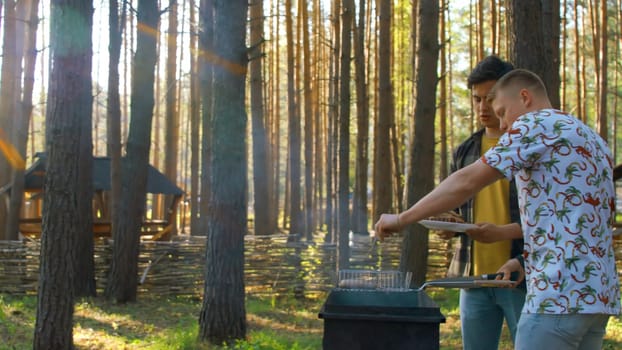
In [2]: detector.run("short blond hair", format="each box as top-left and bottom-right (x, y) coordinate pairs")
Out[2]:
(487, 69), (548, 102)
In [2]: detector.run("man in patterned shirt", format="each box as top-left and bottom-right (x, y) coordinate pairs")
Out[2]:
(375, 69), (620, 349)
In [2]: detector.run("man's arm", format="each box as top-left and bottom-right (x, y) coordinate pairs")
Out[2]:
(465, 222), (523, 243)
(375, 160), (504, 238)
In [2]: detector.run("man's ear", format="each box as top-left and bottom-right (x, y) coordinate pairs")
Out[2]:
(519, 88), (531, 107)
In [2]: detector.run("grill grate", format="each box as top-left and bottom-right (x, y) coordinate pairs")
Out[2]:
(336, 269), (412, 291)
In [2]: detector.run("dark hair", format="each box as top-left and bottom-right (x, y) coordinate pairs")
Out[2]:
(488, 69), (548, 101)
(467, 55), (514, 88)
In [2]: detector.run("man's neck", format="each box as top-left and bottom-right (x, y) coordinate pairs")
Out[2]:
(484, 127), (504, 138)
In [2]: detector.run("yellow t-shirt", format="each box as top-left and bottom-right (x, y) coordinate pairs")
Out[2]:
(472, 135), (512, 275)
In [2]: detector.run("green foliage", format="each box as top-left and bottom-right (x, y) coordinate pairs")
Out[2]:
(0, 291), (620, 349)
(225, 331), (316, 350)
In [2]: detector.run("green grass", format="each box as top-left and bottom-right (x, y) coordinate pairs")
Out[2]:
(1, 290), (621, 349)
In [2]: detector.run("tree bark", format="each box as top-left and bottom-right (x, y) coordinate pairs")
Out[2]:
(0, 0), (21, 240)
(574, 1), (583, 121)
(105, 0), (159, 303)
(189, 0), (201, 235)
(199, 0), (214, 236)
(285, 0), (303, 239)
(164, 0), (179, 235)
(542, 0), (561, 109)
(268, 0), (281, 235)
(108, 0), (126, 242)
(34, 0), (93, 347)
(312, 0), (324, 233)
(6, 0), (39, 240)
(597, 0), (608, 139)
(477, 0), (484, 60)
(373, 0), (393, 223)
(400, 0), (439, 286)
(74, 0), (96, 297)
(250, 0), (271, 236)
(508, 0), (560, 106)
(337, 0), (354, 269)
(302, 0), (314, 240)
(325, 0), (340, 243)
(439, 0), (448, 180)
(352, 0), (369, 234)
(561, 0), (567, 109)
(198, 0), (248, 344)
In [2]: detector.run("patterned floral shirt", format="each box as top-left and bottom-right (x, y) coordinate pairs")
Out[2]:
(482, 109), (620, 315)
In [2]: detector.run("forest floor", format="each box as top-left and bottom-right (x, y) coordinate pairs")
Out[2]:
(1, 289), (622, 349)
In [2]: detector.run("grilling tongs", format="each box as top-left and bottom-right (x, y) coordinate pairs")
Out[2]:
(415, 272), (518, 291)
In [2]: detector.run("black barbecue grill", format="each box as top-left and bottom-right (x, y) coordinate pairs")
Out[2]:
(318, 270), (446, 350)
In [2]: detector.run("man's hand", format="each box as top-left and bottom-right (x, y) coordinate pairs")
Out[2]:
(496, 257), (525, 287)
(374, 213), (401, 241)
(465, 222), (501, 243)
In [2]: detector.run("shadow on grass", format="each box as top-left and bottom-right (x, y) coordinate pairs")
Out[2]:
(2, 291), (622, 350)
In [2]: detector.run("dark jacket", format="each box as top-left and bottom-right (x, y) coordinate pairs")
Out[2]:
(446, 128), (524, 278)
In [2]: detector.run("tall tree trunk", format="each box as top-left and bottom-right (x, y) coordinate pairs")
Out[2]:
(477, 0), (484, 60)
(574, 1), (583, 121)
(164, 0), (179, 234)
(494, 0), (500, 54)
(302, 0), (314, 240)
(199, 0), (214, 235)
(390, 104), (403, 213)
(337, 0), (354, 269)
(542, 0), (561, 109)
(373, 0), (393, 223)
(122, 4), (133, 141)
(108, 0), (126, 247)
(0, 0), (21, 240)
(285, 0), (302, 240)
(597, 0), (608, 139)
(561, 0), (567, 109)
(439, 0), (448, 180)
(616, 0), (622, 160)
(0, 0), (3, 33)
(312, 0), (323, 232)
(589, 0), (600, 117)
(269, 0), (280, 234)
(326, 0), (340, 243)
(34, 0), (93, 347)
(152, 16), (162, 219)
(198, 0), (248, 344)
(74, 0), (96, 297)
(6, 0), (38, 240)
(508, 0), (560, 105)
(400, 0), (439, 286)
(105, 0), (159, 303)
(189, 0), (201, 235)
(352, 0), (369, 234)
(509, 0), (544, 75)
(250, 0), (271, 236)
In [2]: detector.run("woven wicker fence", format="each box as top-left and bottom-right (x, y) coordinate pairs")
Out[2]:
(0, 233), (452, 298)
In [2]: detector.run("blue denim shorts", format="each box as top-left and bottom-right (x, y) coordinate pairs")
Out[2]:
(515, 313), (610, 350)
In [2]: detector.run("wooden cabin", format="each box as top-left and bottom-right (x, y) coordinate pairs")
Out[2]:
(7, 153), (184, 241)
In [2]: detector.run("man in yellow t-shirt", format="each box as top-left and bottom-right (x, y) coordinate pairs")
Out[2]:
(472, 135), (512, 275)
(438, 56), (525, 350)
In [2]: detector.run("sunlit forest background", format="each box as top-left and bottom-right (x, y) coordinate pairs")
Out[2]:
(6, 0), (619, 241)
(4, 0), (622, 347)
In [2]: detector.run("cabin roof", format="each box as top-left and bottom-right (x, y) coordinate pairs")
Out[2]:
(12, 153), (184, 196)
